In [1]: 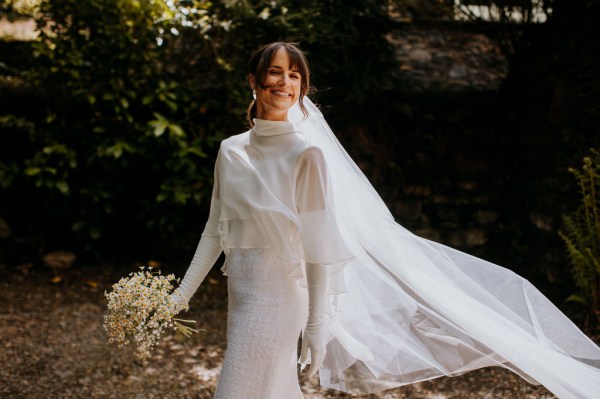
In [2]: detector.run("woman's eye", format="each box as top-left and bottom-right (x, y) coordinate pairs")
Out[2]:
(290, 74), (300, 80)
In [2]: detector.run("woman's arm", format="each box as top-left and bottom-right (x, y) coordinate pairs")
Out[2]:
(173, 234), (222, 305)
(295, 147), (333, 376)
(173, 151), (223, 306)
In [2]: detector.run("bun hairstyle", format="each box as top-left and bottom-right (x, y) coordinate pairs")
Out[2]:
(247, 42), (311, 127)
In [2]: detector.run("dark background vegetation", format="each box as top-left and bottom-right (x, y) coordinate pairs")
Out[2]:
(1, 0), (599, 332)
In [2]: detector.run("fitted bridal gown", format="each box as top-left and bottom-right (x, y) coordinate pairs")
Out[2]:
(179, 101), (600, 399)
(197, 118), (352, 399)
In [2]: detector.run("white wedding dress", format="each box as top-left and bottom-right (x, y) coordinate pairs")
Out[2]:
(176, 101), (600, 399)
(182, 117), (351, 399)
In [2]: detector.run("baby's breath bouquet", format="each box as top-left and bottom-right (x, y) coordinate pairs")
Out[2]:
(103, 267), (199, 360)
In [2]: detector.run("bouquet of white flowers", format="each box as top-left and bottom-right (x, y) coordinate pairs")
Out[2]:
(103, 267), (199, 360)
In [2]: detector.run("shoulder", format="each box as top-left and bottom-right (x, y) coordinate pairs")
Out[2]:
(294, 146), (327, 173)
(296, 146), (325, 163)
(220, 131), (250, 150)
(212, 131), (251, 168)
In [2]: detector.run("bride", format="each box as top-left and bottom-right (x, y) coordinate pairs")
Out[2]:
(172, 41), (600, 399)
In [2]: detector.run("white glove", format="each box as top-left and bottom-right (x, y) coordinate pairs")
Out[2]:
(168, 288), (189, 317)
(171, 234), (222, 312)
(299, 261), (328, 378)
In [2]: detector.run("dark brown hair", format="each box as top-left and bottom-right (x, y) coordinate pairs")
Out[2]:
(247, 42), (311, 126)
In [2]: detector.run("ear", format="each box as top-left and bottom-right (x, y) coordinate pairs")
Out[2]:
(248, 74), (256, 90)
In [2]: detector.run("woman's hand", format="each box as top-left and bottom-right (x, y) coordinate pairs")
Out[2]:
(168, 288), (188, 316)
(300, 261), (329, 378)
(300, 319), (327, 378)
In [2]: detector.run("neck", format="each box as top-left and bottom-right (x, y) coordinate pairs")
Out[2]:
(256, 106), (288, 122)
(252, 117), (296, 137)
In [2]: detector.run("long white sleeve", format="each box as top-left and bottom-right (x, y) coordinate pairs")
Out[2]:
(174, 234), (222, 304)
(295, 147), (340, 377)
(174, 153), (222, 305)
(300, 261), (329, 377)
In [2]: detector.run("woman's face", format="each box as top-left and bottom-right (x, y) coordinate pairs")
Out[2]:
(249, 47), (302, 121)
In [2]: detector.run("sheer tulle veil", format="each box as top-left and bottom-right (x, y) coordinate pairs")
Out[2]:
(288, 98), (600, 398)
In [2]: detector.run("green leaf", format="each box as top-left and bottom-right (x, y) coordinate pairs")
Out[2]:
(56, 181), (69, 194)
(164, 99), (178, 112)
(90, 228), (101, 240)
(25, 167), (42, 176)
(168, 123), (184, 137)
(566, 294), (588, 305)
(109, 143), (123, 158)
(72, 221), (86, 232)
(156, 192), (167, 202)
(187, 146), (207, 158)
(174, 190), (189, 204)
(150, 120), (168, 137)
(43, 144), (67, 154)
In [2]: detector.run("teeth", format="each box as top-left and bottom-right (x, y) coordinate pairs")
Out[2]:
(273, 91), (291, 97)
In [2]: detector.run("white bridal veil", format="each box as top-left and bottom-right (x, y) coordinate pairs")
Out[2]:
(283, 98), (600, 398)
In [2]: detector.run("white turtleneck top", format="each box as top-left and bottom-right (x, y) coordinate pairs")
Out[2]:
(188, 117), (352, 294)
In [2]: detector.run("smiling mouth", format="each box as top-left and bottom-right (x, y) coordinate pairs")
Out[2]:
(272, 90), (292, 97)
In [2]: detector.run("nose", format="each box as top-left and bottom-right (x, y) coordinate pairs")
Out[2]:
(276, 74), (290, 86)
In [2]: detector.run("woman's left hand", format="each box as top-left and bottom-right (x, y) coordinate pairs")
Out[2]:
(300, 320), (327, 378)
(301, 261), (329, 378)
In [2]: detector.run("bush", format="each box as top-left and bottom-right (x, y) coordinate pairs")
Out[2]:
(0, 0), (401, 257)
(560, 149), (600, 336)
(1, 1), (221, 255)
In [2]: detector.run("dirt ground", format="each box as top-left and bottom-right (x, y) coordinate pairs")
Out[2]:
(0, 261), (557, 399)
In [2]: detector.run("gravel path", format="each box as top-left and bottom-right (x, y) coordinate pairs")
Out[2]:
(0, 262), (557, 398)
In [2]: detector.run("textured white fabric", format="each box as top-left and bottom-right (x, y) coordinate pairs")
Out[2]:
(214, 248), (307, 399)
(178, 98), (600, 399)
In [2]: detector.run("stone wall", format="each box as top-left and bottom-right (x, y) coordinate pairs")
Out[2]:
(387, 25), (508, 92)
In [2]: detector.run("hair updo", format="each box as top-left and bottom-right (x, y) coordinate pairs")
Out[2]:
(247, 41), (311, 126)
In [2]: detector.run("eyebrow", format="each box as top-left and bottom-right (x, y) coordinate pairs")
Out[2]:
(268, 65), (300, 72)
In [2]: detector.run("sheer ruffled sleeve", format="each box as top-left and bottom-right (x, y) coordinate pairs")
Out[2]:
(295, 147), (354, 270)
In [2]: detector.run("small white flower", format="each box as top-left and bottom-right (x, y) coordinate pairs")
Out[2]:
(103, 268), (197, 360)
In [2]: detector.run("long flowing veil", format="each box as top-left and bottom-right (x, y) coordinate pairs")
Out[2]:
(289, 98), (600, 398)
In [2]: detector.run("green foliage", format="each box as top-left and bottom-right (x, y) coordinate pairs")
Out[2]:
(559, 149), (600, 334)
(0, 0), (401, 256)
(2, 0), (220, 252)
